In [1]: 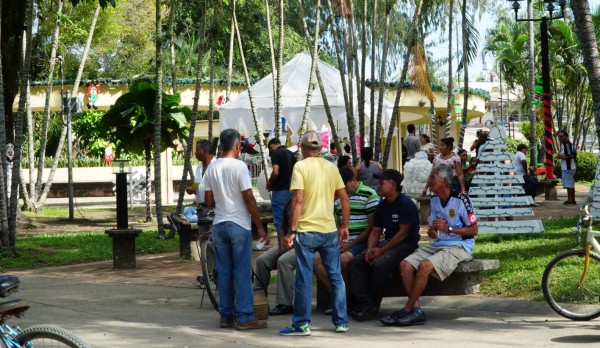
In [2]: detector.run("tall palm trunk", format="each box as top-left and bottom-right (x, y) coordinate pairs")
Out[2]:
(325, 0), (355, 159)
(33, 0), (63, 207)
(265, 0), (278, 136)
(233, 1), (269, 184)
(169, 0), (177, 94)
(382, 0), (424, 168)
(297, 0), (341, 153)
(374, 5), (392, 159)
(275, 0), (284, 138)
(0, 0), (9, 250)
(208, 34), (215, 141)
(153, 0), (165, 235)
(23, 84), (33, 209)
(527, 0), (537, 166)
(445, 0), (454, 138)
(37, 3), (101, 208)
(8, 0), (34, 250)
(571, 0), (600, 145)
(299, 0), (322, 134)
(176, 2), (206, 213)
(225, 15), (235, 102)
(358, 0), (367, 149)
(341, 2), (356, 157)
(369, 0), (378, 147)
(145, 141), (153, 221)
(458, 0), (469, 148)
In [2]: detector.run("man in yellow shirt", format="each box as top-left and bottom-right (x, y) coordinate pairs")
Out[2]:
(279, 131), (350, 336)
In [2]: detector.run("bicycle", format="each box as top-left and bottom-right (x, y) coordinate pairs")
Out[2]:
(541, 198), (600, 321)
(196, 215), (219, 312)
(0, 275), (91, 347)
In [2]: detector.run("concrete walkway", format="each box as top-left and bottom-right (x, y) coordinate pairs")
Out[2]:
(7, 250), (600, 348)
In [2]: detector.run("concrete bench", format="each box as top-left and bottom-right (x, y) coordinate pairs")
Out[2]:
(415, 196), (431, 225)
(316, 258), (500, 309)
(536, 179), (560, 201)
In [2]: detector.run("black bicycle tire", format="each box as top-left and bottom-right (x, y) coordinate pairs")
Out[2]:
(542, 249), (600, 321)
(15, 324), (91, 348)
(201, 239), (219, 312)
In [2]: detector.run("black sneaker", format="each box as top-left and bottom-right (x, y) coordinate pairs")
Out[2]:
(393, 307), (427, 326)
(353, 306), (379, 322)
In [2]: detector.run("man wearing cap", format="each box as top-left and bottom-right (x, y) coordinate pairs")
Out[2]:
(279, 130), (351, 336)
(380, 163), (478, 326)
(313, 167), (380, 312)
(350, 168), (420, 322)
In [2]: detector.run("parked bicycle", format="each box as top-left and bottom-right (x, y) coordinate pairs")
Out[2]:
(542, 198), (600, 321)
(0, 275), (91, 347)
(196, 215), (219, 312)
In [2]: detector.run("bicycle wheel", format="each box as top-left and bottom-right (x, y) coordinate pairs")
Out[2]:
(542, 249), (600, 321)
(15, 324), (91, 348)
(201, 238), (220, 312)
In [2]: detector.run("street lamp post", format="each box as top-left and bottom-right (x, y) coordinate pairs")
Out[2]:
(508, 0), (567, 179)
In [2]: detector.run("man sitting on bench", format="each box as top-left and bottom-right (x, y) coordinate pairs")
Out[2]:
(380, 163), (478, 327)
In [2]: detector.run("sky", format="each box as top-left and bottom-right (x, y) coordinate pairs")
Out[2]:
(429, 0), (600, 81)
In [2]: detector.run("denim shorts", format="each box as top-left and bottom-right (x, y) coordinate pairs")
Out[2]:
(345, 242), (367, 256)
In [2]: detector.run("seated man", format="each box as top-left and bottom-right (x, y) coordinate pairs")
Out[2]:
(254, 201), (296, 316)
(514, 143), (538, 205)
(350, 169), (420, 322)
(380, 163), (478, 326)
(314, 167), (379, 312)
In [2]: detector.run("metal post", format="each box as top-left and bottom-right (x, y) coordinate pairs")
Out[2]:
(499, 67), (504, 125)
(66, 91), (74, 220)
(541, 17), (555, 179)
(116, 172), (128, 229)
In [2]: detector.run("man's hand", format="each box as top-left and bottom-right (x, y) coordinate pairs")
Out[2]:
(257, 226), (270, 247)
(367, 247), (384, 265)
(283, 232), (295, 250)
(427, 226), (438, 240)
(338, 227), (349, 244)
(339, 242), (351, 253)
(185, 186), (194, 195)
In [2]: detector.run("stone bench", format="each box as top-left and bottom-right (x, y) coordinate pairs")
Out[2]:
(536, 179), (560, 201)
(316, 258), (500, 310)
(173, 215), (273, 260)
(415, 196), (431, 225)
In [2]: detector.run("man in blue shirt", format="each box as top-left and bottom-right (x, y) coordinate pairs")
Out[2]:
(380, 163), (478, 326)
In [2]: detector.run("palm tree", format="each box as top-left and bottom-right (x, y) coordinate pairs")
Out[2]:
(233, 0), (269, 182)
(571, 0), (600, 144)
(527, 0), (537, 166)
(0, 0), (9, 250)
(154, 0), (165, 236)
(275, 0), (285, 138)
(103, 82), (191, 223)
(169, 0), (177, 94)
(264, 0), (279, 136)
(445, 0), (454, 138)
(299, 0), (322, 133)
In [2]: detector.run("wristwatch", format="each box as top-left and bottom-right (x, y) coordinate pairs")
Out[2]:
(448, 226), (454, 233)
(291, 230), (297, 234)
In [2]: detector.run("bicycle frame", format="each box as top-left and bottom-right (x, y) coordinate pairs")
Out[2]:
(578, 203), (600, 287)
(0, 323), (28, 348)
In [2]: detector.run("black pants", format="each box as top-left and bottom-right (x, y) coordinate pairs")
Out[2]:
(351, 240), (418, 308)
(523, 175), (538, 200)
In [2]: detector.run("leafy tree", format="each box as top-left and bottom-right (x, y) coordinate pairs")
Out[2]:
(101, 81), (190, 222)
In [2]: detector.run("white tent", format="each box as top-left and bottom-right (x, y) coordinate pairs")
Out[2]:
(219, 52), (422, 138)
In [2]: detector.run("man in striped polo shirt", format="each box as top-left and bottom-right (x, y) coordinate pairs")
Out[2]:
(314, 167), (380, 307)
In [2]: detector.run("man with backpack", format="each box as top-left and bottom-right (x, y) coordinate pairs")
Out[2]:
(558, 130), (577, 205)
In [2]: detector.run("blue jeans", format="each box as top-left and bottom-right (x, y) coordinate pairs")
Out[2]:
(211, 221), (255, 323)
(293, 232), (348, 327)
(271, 190), (292, 232)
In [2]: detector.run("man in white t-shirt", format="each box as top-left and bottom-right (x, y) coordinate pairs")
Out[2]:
(514, 144), (538, 205)
(204, 129), (270, 330)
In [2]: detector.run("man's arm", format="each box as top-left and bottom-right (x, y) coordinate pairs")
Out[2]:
(267, 164), (280, 190)
(342, 217), (373, 252)
(368, 224), (409, 263)
(241, 188), (270, 245)
(335, 187), (350, 243)
(433, 218), (478, 237)
(204, 191), (215, 209)
(284, 189), (303, 249)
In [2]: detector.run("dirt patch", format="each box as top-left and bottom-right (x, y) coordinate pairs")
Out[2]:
(17, 208), (160, 235)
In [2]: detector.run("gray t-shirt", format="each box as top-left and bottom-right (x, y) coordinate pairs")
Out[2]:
(404, 134), (421, 160)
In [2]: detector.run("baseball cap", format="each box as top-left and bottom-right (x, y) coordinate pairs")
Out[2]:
(300, 130), (322, 149)
(373, 169), (404, 190)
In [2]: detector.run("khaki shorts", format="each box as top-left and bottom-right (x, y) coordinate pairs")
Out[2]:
(403, 245), (473, 281)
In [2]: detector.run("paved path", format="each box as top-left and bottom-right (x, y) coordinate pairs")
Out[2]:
(8, 252), (600, 347)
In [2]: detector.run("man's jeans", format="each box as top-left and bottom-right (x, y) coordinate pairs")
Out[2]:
(271, 190), (292, 232)
(211, 221), (255, 323)
(293, 231), (348, 327)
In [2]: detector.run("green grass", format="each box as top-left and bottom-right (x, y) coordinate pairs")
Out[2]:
(475, 216), (580, 300)
(576, 180), (595, 187)
(0, 230), (178, 269)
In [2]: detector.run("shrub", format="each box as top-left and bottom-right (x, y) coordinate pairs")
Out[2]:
(553, 150), (598, 181)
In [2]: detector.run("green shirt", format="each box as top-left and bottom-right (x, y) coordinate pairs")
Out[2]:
(334, 182), (380, 237)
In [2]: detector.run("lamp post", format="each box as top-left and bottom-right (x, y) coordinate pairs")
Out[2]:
(508, 0), (567, 179)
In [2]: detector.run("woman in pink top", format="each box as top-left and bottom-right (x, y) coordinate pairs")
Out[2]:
(421, 137), (465, 195)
